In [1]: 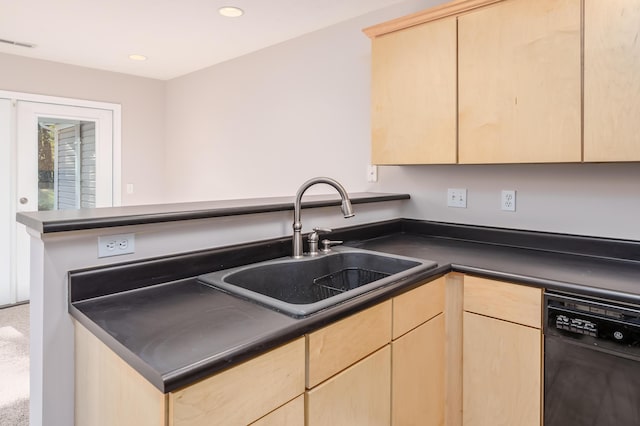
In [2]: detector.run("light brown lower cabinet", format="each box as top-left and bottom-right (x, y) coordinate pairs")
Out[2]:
(306, 300), (392, 388)
(74, 321), (305, 426)
(306, 345), (391, 425)
(463, 312), (542, 426)
(392, 313), (445, 426)
(75, 273), (544, 426)
(462, 277), (543, 426)
(75, 323), (168, 426)
(305, 279), (446, 426)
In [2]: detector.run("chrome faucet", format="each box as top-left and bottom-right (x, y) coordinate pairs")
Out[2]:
(292, 177), (355, 258)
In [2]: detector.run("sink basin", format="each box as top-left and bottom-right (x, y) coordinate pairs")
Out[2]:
(198, 246), (437, 317)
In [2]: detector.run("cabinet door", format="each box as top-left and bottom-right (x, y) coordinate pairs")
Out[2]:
(306, 345), (391, 426)
(75, 322), (168, 426)
(463, 312), (542, 426)
(371, 17), (457, 165)
(584, 0), (640, 161)
(458, 0), (581, 164)
(392, 314), (444, 426)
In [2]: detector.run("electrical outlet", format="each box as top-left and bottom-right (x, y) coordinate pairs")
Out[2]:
(501, 190), (516, 211)
(447, 188), (467, 208)
(98, 233), (135, 258)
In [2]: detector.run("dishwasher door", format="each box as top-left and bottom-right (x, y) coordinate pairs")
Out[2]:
(545, 290), (640, 426)
(545, 335), (640, 425)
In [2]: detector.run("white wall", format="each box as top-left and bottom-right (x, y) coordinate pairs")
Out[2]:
(165, 0), (640, 241)
(374, 163), (640, 240)
(164, 0), (436, 201)
(0, 52), (167, 205)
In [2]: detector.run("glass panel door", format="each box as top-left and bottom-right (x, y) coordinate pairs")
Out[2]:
(10, 101), (113, 305)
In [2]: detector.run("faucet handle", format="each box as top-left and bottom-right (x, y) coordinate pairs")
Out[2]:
(308, 228), (332, 256)
(312, 227), (332, 235)
(309, 227), (332, 243)
(320, 239), (343, 253)
(309, 228), (332, 243)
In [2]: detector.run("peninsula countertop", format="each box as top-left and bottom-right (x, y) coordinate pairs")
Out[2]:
(16, 192), (408, 233)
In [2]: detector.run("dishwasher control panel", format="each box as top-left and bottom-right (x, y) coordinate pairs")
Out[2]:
(545, 292), (640, 356)
(554, 313), (598, 337)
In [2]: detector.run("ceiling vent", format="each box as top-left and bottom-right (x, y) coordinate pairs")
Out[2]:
(0, 38), (35, 48)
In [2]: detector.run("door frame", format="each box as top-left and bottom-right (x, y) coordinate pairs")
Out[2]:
(0, 90), (121, 306)
(0, 99), (13, 306)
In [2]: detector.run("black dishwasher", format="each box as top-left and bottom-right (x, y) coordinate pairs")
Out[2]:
(544, 292), (640, 426)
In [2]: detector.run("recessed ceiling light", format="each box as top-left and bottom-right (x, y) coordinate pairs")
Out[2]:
(128, 54), (147, 61)
(219, 6), (244, 17)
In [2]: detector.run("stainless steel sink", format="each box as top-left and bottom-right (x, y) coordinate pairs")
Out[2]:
(198, 246), (437, 317)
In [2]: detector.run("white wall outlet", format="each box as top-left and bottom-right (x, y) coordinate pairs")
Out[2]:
(367, 165), (378, 182)
(501, 190), (516, 211)
(98, 233), (135, 258)
(447, 188), (467, 208)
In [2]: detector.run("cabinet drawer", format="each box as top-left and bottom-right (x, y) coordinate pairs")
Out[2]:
(392, 277), (445, 339)
(306, 300), (392, 388)
(170, 337), (305, 426)
(306, 345), (391, 426)
(463, 276), (542, 328)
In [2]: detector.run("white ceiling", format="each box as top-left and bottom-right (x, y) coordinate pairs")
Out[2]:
(0, 0), (406, 80)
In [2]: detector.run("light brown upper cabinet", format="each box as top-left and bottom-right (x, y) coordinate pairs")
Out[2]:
(371, 17), (457, 165)
(458, 0), (582, 163)
(584, 0), (640, 162)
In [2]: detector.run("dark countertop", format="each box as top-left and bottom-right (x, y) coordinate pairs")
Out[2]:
(72, 281), (302, 389)
(16, 192), (408, 233)
(70, 220), (640, 393)
(352, 233), (640, 301)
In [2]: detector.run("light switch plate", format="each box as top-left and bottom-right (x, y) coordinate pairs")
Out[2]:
(447, 188), (467, 208)
(367, 165), (378, 182)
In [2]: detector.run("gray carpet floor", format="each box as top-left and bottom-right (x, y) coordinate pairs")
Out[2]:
(0, 303), (29, 426)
